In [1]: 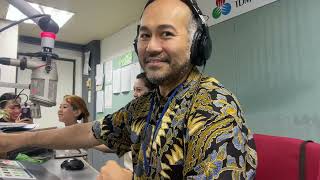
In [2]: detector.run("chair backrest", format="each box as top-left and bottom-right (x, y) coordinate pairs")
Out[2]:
(254, 134), (320, 180)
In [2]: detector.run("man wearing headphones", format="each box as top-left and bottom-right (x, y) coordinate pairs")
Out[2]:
(0, 0), (257, 179)
(97, 0), (257, 179)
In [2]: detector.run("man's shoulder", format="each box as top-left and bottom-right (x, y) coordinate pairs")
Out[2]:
(198, 75), (232, 95)
(195, 75), (242, 106)
(127, 91), (153, 112)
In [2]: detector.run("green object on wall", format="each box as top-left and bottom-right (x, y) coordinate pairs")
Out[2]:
(118, 51), (133, 67)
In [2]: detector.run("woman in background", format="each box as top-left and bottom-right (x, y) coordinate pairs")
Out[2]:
(133, 72), (157, 98)
(95, 72), (156, 172)
(58, 95), (90, 126)
(0, 92), (33, 124)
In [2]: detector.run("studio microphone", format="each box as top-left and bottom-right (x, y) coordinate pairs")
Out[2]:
(29, 60), (58, 107)
(0, 57), (58, 107)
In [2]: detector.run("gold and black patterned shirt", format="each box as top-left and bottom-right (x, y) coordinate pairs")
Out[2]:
(92, 67), (257, 179)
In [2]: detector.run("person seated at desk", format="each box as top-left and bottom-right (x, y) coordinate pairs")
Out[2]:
(56, 95), (89, 159)
(0, 93), (33, 124)
(0, 0), (257, 179)
(95, 72), (156, 172)
(58, 95), (90, 126)
(133, 72), (157, 99)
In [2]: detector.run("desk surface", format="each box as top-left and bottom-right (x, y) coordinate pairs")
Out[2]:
(21, 158), (99, 180)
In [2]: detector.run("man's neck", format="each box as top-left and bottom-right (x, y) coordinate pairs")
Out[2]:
(159, 67), (192, 97)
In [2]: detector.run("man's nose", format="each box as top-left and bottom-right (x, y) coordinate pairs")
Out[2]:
(146, 37), (162, 54)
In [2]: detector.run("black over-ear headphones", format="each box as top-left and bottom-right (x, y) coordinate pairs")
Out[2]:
(133, 0), (212, 66)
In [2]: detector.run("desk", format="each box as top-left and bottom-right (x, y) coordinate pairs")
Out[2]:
(20, 158), (99, 180)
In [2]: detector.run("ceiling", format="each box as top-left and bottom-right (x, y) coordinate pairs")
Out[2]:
(0, 0), (147, 45)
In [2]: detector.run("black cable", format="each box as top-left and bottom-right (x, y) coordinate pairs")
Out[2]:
(14, 89), (25, 103)
(18, 93), (29, 103)
(0, 14), (50, 33)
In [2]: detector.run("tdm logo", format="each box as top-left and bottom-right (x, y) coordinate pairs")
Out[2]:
(212, 0), (252, 19)
(212, 0), (232, 19)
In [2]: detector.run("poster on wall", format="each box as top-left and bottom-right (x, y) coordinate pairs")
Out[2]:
(104, 60), (113, 84)
(121, 65), (131, 92)
(130, 63), (141, 91)
(198, 0), (278, 26)
(104, 85), (112, 108)
(118, 51), (133, 67)
(95, 63), (104, 91)
(96, 91), (104, 113)
(112, 69), (121, 94)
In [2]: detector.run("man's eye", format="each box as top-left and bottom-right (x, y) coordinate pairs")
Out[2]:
(139, 33), (150, 40)
(161, 31), (174, 38)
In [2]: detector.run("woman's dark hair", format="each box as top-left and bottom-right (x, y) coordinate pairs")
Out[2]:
(136, 72), (157, 90)
(0, 93), (18, 109)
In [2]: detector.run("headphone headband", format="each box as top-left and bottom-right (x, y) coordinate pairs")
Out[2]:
(134, 0), (212, 66)
(143, 0), (206, 24)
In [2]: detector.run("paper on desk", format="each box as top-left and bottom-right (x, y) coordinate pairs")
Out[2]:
(0, 123), (38, 131)
(0, 159), (36, 179)
(0, 122), (27, 128)
(22, 124), (38, 130)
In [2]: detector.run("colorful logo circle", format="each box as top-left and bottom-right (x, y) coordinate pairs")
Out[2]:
(212, 0), (232, 19)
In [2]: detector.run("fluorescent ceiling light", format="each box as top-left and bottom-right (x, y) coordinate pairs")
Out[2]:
(6, 2), (74, 28)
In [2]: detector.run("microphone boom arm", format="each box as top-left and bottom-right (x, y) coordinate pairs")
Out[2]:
(6, 0), (59, 33)
(0, 0), (60, 108)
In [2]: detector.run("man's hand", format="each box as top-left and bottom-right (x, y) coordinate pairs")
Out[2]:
(96, 160), (133, 180)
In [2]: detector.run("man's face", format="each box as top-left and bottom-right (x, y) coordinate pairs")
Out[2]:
(137, 0), (193, 85)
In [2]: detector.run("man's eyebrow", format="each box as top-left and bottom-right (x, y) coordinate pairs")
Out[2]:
(139, 24), (177, 32)
(158, 24), (177, 31)
(139, 26), (149, 32)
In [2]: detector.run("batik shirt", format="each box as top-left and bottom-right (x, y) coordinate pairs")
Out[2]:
(92, 67), (257, 179)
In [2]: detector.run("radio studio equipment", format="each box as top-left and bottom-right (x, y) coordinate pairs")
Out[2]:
(0, 0), (60, 118)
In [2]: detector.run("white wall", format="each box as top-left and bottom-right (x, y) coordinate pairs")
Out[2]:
(0, 19), (18, 59)
(0, 20), (18, 95)
(0, 65), (16, 95)
(101, 22), (138, 63)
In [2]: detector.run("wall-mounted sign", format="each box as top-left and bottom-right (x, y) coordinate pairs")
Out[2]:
(118, 51), (133, 67)
(198, 0), (278, 26)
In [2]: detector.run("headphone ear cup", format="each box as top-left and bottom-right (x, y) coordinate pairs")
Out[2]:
(190, 27), (212, 66)
(133, 25), (140, 55)
(133, 38), (138, 55)
(190, 30), (201, 66)
(201, 28), (212, 62)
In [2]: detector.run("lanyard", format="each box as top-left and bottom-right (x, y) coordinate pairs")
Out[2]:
(142, 84), (183, 176)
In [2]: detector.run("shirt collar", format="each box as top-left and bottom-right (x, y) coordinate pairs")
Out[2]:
(153, 67), (202, 104)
